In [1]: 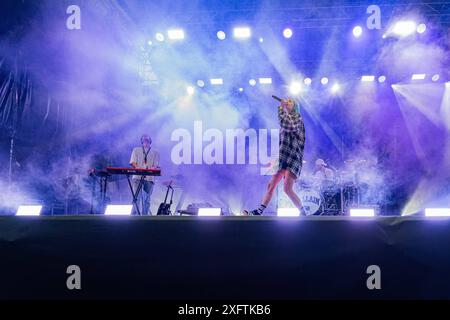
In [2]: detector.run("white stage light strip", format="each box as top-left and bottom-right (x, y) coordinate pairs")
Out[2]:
(425, 208), (450, 217)
(349, 208), (375, 217)
(233, 27), (251, 39)
(105, 205), (133, 216)
(167, 29), (185, 40)
(210, 78), (223, 85)
(16, 205), (42, 216)
(277, 208), (300, 217)
(411, 74), (426, 80)
(259, 78), (272, 84)
(198, 208), (221, 216)
(361, 75), (375, 82)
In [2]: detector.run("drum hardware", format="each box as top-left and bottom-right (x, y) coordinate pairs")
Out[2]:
(322, 190), (342, 215)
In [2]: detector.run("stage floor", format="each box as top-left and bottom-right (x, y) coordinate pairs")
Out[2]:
(1, 215), (449, 299)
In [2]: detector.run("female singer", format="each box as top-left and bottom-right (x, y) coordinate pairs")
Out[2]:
(243, 97), (306, 215)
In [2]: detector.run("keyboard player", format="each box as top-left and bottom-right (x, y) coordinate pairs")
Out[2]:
(129, 134), (160, 215)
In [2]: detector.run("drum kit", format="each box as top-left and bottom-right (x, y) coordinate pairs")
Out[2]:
(276, 158), (367, 216)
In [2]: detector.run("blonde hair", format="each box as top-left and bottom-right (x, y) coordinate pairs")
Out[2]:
(287, 98), (300, 114)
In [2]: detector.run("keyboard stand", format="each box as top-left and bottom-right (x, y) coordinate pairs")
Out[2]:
(126, 175), (146, 216)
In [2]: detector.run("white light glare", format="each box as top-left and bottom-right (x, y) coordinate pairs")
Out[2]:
(331, 83), (340, 93)
(411, 74), (426, 80)
(361, 75), (375, 82)
(321, 77), (329, 85)
(217, 31), (226, 40)
(304, 78), (312, 85)
(350, 208), (375, 217)
(283, 28), (293, 39)
(105, 205), (133, 216)
(289, 82), (302, 95)
(425, 208), (450, 217)
(233, 27), (251, 39)
(198, 208), (221, 216)
(353, 26), (363, 38)
(259, 78), (272, 84)
(416, 23), (427, 34)
(393, 21), (417, 37)
(16, 205), (42, 216)
(187, 86), (195, 95)
(167, 29), (185, 40)
(210, 78), (224, 85)
(277, 208), (300, 217)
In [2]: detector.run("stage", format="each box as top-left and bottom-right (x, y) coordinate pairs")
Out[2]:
(1, 215), (449, 300)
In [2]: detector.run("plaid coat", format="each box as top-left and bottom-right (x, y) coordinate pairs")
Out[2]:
(278, 106), (306, 179)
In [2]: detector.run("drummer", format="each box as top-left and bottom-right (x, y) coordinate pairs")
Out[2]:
(314, 159), (335, 188)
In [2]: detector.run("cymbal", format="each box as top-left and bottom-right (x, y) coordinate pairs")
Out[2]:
(169, 174), (185, 180)
(162, 180), (183, 187)
(344, 159), (367, 165)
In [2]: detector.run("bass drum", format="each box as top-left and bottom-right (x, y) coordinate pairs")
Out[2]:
(299, 188), (323, 216)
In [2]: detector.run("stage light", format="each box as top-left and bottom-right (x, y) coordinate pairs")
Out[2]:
(197, 80), (205, 87)
(304, 78), (312, 86)
(378, 75), (386, 83)
(350, 208), (375, 217)
(425, 208), (450, 217)
(16, 205), (42, 216)
(277, 208), (300, 217)
(289, 82), (302, 95)
(431, 74), (440, 82)
(168, 29), (185, 40)
(283, 28), (293, 39)
(416, 23), (426, 34)
(210, 78), (223, 85)
(105, 205), (133, 216)
(155, 33), (165, 42)
(217, 31), (226, 40)
(259, 37), (264, 43)
(353, 26), (363, 38)
(361, 75), (375, 82)
(233, 27), (251, 39)
(249, 79), (257, 86)
(147, 40), (153, 46)
(331, 83), (340, 94)
(198, 208), (221, 216)
(187, 86), (195, 95)
(259, 78), (272, 85)
(393, 21), (417, 37)
(238, 87), (244, 92)
(321, 77), (329, 85)
(412, 74), (426, 80)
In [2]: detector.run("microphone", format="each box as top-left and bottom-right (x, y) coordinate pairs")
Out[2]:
(272, 95), (282, 102)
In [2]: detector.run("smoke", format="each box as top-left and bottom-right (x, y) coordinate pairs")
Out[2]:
(376, 20), (449, 80)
